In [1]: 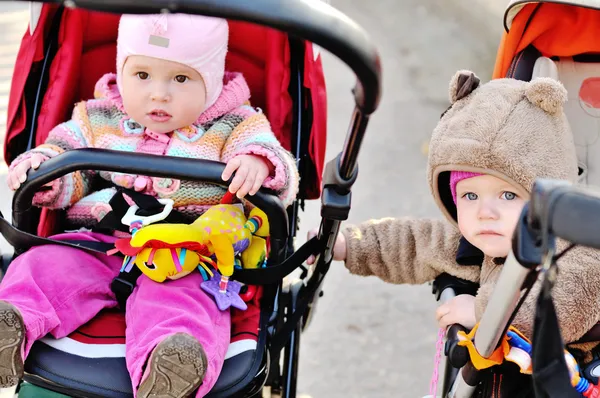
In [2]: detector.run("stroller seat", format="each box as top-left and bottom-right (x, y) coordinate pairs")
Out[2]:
(517, 54), (600, 187)
(497, 1), (600, 187)
(533, 56), (600, 186)
(23, 296), (267, 398)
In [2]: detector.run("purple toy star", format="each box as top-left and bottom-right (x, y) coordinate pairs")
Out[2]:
(201, 274), (247, 311)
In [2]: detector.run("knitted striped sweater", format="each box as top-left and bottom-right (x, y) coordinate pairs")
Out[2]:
(10, 72), (299, 228)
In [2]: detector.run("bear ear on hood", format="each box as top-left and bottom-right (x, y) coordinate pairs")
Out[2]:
(525, 77), (568, 115)
(449, 70), (481, 103)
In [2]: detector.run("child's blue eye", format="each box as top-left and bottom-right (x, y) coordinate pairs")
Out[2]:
(463, 192), (478, 200)
(502, 191), (517, 200)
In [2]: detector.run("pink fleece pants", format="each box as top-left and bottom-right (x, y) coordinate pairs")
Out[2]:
(0, 231), (230, 397)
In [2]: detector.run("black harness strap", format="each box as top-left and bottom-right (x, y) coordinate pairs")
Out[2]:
(232, 236), (323, 285)
(0, 211), (111, 255)
(531, 265), (580, 398)
(111, 266), (142, 310)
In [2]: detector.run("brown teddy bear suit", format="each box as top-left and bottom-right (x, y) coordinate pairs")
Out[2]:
(342, 70), (600, 360)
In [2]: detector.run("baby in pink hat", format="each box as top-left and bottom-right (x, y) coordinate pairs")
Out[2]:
(1, 13), (299, 398)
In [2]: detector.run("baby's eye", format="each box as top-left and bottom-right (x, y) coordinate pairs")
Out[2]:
(136, 72), (149, 80)
(175, 75), (188, 83)
(502, 191), (517, 200)
(463, 192), (478, 201)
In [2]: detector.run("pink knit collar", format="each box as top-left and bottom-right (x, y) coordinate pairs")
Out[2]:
(94, 71), (251, 126)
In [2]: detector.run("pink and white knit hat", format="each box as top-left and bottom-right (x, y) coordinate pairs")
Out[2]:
(116, 13), (229, 108)
(450, 171), (482, 203)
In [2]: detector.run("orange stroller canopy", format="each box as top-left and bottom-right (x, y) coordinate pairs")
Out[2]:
(494, 0), (600, 78)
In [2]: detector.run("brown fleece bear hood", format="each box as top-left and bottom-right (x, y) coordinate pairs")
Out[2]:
(427, 70), (579, 225)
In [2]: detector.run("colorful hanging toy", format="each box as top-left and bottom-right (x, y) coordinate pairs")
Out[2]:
(504, 331), (600, 397)
(451, 323), (600, 397)
(110, 191), (270, 311)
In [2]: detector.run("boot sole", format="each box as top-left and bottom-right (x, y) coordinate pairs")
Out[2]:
(0, 302), (24, 388)
(138, 333), (208, 398)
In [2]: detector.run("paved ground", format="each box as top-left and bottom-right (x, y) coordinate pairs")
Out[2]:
(0, 1), (508, 397)
(295, 1), (505, 397)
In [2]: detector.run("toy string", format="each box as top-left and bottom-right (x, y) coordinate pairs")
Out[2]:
(429, 327), (446, 397)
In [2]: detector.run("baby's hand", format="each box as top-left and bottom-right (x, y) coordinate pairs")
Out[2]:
(435, 294), (477, 329)
(7, 153), (46, 191)
(222, 155), (272, 199)
(306, 228), (347, 265)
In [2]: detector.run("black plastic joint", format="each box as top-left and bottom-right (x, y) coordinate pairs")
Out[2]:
(445, 324), (469, 368)
(111, 277), (135, 295)
(320, 154), (358, 221)
(512, 203), (547, 270)
(320, 187), (351, 221)
(447, 341), (469, 368)
(322, 153), (358, 194)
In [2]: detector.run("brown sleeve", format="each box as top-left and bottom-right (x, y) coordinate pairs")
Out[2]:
(341, 217), (481, 285)
(474, 244), (600, 343)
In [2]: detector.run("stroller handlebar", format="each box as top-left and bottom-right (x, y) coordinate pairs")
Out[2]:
(17, 0), (382, 115)
(11, 148), (289, 242)
(528, 178), (600, 251)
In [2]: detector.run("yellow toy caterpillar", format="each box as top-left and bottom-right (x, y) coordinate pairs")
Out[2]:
(113, 195), (269, 311)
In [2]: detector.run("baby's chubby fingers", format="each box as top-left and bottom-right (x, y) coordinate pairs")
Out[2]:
(306, 228), (319, 265)
(17, 163), (30, 184)
(435, 303), (449, 323)
(7, 173), (17, 191)
(7, 164), (28, 190)
(30, 154), (44, 169)
(249, 168), (269, 196)
(236, 171), (256, 199)
(228, 164), (249, 196)
(221, 157), (241, 182)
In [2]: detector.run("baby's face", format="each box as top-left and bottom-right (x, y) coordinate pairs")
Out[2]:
(455, 174), (528, 258)
(121, 55), (207, 134)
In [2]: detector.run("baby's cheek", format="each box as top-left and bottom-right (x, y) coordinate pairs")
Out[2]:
(456, 212), (474, 237)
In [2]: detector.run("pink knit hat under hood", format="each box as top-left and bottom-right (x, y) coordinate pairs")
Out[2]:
(116, 13), (229, 109)
(449, 171), (482, 204)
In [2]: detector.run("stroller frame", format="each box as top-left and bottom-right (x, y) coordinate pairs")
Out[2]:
(0, 1), (382, 397)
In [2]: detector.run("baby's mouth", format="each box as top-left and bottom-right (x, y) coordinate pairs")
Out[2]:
(478, 230), (502, 236)
(148, 110), (172, 122)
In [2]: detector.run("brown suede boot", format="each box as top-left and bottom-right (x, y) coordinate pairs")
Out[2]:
(137, 333), (208, 398)
(0, 301), (24, 388)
